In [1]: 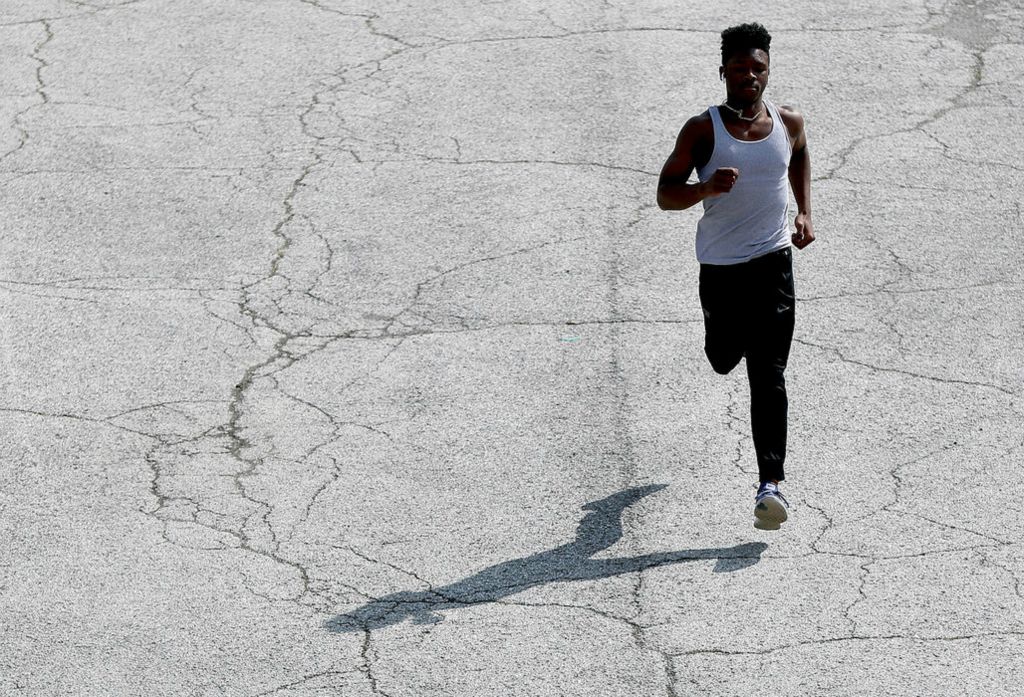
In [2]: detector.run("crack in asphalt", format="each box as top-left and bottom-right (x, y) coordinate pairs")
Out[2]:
(326, 318), (702, 341)
(678, 630), (1024, 657)
(798, 278), (1021, 302)
(181, 65), (215, 138)
(0, 3), (147, 29)
(723, 382), (754, 480)
(842, 558), (876, 636)
(814, 17), (1018, 185)
(793, 338), (1017, 396)
(382, 236), (587, 336)
(0, 20), (53, 167)
(612, 193), (684, 696)
(359, 629), (392, 696)
(397, 154), (658, 177)
(249, 669), (349, 697)
(0, 405), (163, 441)
(127, 81), (344, 622)
(877, 442), (998, 541)
(298, 0), (417, 49)
(981, 551), (1024, 603)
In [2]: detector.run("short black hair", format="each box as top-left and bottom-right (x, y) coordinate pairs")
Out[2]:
(721, 23), (771, 64)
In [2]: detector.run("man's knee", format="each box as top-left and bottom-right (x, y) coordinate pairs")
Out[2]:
(706, 346), (743, 375)
(746, 358), (787, 391)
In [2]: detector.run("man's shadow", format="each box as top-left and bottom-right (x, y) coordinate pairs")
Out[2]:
(324, 484), (766, 633)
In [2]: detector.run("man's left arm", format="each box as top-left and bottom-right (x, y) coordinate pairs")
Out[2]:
(781, 106), (814, 249)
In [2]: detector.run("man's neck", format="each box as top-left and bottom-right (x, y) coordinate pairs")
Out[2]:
(721, 97), (765, 120)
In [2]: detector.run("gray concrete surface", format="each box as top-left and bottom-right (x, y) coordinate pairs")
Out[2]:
(2, 0), (1023, 694)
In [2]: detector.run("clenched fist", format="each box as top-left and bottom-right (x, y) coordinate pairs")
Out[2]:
(792, 212), (815, 249)
(700, 167), (739, 198)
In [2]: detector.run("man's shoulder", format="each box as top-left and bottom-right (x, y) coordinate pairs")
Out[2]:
(775, 103), (805, 138)
(686, 108), (714, 128)
(680, 109), (714, 138)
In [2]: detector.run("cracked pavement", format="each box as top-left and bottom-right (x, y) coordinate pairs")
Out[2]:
(2, 0), (1023, 694)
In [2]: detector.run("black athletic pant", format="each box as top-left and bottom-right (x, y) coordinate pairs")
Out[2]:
(698, 247), (795, 482)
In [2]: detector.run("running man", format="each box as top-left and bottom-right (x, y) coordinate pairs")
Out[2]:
(656, 22), (815, 530)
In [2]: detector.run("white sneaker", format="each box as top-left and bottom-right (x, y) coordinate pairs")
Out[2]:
(753, 481), (789, 530)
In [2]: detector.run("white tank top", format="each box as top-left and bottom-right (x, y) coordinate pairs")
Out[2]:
(695, 100), (792, 265)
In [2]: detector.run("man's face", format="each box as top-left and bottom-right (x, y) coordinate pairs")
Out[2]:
(720, 48), (770, 103)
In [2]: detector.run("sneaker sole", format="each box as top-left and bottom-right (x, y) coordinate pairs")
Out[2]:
(753, 496), (788, 530)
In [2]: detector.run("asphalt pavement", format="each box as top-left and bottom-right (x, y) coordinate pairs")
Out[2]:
(2, 0), (1023, 694)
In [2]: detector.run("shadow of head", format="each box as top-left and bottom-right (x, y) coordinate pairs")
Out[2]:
(323, 592), (446, 633)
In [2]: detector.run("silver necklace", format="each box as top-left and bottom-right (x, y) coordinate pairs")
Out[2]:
(719, 101), (764, 121)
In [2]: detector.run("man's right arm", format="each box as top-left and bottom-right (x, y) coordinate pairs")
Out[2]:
(657, 114), (735, 210)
